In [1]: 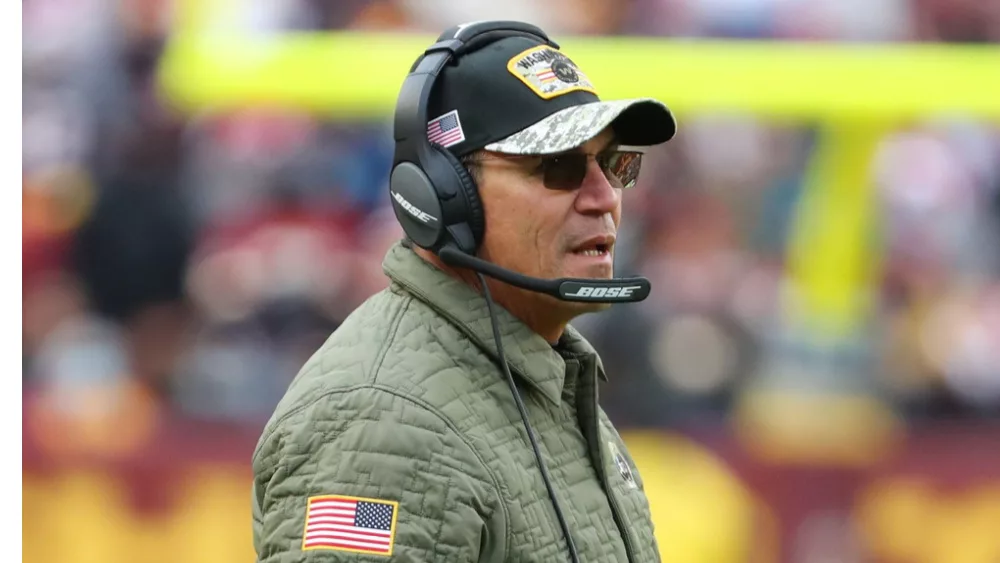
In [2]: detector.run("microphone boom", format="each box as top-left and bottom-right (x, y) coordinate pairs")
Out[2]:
(437, 245), (650, 303)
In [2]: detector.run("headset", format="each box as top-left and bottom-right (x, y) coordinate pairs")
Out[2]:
(389, 20), (653, 562)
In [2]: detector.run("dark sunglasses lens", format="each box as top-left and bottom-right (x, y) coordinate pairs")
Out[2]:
(604, 151), (643, 190)
(542, 154), (588, 191)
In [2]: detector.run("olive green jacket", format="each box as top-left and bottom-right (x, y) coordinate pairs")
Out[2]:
(251, 240), (660, 561)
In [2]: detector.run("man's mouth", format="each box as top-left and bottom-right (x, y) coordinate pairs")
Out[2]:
(573, 245), (609, 257)
(570, 236), (614, 257)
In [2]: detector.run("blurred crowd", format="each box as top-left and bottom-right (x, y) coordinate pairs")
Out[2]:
(22, 0), (1000, 447)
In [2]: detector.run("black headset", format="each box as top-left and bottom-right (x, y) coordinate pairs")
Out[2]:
(388, 21), (586, 563)
(389, 20), (560, 256)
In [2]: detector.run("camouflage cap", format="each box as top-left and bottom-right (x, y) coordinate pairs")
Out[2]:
(484, 98), (676, 155)
(423, 34), (676, 157)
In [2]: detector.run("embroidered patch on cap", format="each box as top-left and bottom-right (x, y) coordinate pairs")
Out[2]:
(302, 494), (399, 556)
(506, 45), (597, 100)
(426, 109), (466, 148)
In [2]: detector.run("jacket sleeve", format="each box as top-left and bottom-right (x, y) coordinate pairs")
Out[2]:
(252, 385), (506, 562)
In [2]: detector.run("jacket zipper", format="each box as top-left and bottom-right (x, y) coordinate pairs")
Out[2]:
(605, 470), (638, 563)
(581, 361), (639, 563)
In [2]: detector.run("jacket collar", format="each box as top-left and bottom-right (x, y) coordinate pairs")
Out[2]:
(382, 240), (606, 405)
(556, 326), (610, 384)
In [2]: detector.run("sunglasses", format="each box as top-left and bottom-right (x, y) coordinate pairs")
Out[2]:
(475, 149), (645, 192)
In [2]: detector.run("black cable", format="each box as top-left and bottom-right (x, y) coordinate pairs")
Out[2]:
(476, 272), (582, 563)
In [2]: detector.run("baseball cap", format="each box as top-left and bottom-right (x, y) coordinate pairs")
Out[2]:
(424, 33), (677, 157)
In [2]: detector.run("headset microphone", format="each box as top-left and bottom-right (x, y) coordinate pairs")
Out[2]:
(437, 245), (651, 303)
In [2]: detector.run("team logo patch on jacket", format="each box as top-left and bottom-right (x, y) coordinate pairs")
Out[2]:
(608, 441), (638, 490)
(302, 495), (399, 556)
(506, 45), (598, 100)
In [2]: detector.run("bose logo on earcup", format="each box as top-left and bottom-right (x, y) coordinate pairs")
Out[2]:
(564, 285), (642, 298)
(393, 191), (438, 223)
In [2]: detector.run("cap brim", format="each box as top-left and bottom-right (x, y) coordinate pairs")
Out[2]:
(483, 98), (677, 155)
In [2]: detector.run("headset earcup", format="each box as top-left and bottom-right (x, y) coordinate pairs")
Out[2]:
(388, 161), (446, 251)
(435, 146), (485, 251)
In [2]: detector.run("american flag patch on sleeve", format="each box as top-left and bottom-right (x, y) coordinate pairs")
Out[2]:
(426, 109), (466, 148)
(302, 495), (399, 556)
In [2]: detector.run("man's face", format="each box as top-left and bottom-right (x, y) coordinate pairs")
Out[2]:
(476, 127), (624, 290)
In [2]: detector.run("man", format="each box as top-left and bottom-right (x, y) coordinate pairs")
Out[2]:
(252, 21), (677, 562)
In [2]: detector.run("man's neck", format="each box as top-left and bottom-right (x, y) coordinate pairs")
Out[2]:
(482, 278), (568, 344)
(414, 247), (568, 343)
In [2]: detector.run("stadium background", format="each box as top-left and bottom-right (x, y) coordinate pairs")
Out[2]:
(22, 0), (1000, 561)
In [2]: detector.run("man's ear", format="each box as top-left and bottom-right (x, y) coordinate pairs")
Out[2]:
(459, 150), (485, 185)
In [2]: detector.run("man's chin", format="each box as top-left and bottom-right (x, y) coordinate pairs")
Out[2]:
(557, 266), (619, 313)
(569, 300), (613, 314)
(539, 290), (613, 314)
(560, 265), (615, 281)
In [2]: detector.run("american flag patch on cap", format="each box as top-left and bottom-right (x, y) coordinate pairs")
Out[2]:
(302, 495), (399, 556)
(427, 110), (465, 148)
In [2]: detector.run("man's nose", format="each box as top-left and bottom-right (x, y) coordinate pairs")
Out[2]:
(574, 158), (620, 215)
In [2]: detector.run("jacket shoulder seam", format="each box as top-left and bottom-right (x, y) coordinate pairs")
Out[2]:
(369, 294), (412, 385)
(252, 292), (410, 462)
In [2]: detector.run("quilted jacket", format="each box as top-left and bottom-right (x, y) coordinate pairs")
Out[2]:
(251, 240), (661, 562)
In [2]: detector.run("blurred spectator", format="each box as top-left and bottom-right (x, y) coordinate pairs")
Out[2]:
(349, 0), (632, 34)
(910, 0), (1000, 42)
